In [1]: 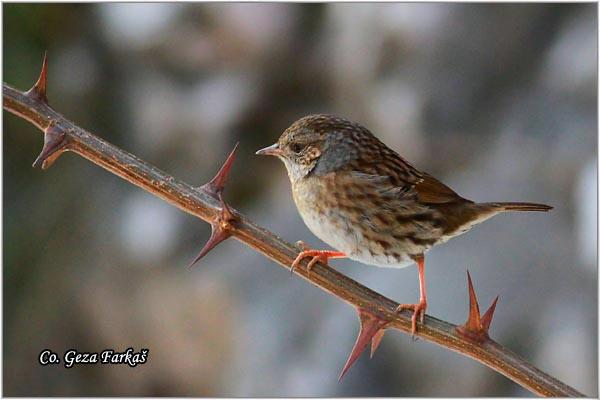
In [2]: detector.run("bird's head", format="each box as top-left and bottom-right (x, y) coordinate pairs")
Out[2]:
(256, 114), (367, 183)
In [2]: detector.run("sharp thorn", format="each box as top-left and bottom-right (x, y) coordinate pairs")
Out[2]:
(465, 270), (481, 331)
(481, 295), (499, 333)
(457, 271), (497, 342)
(370, 329), (385, 359)
(201, 142), (239, 198)
(189, 143), (240, 269)
(339, 308), (388, 381)
(26, 51), (48, 104)
(40, 152), (62, 170)
(32, 125), (67, 169)
(188, 224), (231, 268)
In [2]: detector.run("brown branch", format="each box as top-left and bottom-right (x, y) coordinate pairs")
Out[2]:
(2, 58), (585, 397)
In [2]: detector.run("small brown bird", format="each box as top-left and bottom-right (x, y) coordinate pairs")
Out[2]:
(256, 114), (551, 334)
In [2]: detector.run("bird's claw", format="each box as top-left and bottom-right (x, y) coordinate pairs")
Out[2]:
(396, 300), (427, 338)
(290, 242), (345, 276)
(290, 250), (327, 276)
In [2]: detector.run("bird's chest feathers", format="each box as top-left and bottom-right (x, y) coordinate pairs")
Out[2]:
(291, 175), (413, 268)
(292, 175), (356, 253)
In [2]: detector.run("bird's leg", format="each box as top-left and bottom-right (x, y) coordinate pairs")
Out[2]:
(396, 255), (427, 336)
(290, 241), (346, 275)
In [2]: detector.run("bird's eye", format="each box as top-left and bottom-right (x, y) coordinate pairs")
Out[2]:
(290, 143), (305, 153)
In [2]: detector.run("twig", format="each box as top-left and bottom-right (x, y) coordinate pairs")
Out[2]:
(2, 55), (584, 397)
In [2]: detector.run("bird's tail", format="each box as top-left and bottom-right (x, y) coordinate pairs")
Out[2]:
(482, 202), (553, 212)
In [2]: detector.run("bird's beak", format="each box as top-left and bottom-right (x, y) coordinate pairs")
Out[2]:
(255, 143), (282, 157)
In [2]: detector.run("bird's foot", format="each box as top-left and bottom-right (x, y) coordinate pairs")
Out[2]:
(396, 300), (427, 337)
(290, 241), (346, 275)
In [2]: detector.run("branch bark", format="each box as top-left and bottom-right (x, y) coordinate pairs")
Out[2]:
(3, 69), (585, 397)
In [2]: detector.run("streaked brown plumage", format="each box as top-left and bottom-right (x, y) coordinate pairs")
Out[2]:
(256, 114), (552, 334)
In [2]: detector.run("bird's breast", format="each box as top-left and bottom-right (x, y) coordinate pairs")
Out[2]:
(292, 175), (353, 253)
(291, 175), (421, 268)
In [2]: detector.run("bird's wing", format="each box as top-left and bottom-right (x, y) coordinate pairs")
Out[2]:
(349, 160), (463, 205)
(414, 173), (463, 204)
(348, 171), (417, 198)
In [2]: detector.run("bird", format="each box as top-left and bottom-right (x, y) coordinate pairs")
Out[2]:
(256, 114), (552, 335)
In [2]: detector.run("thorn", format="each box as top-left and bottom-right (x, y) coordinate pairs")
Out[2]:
(32, 124), (67, 169)
(25, 51), (48, 104)
(370, 329), (385, 359)
(481, 295), (499, 333)
(201, 142), (239, 198)
(187, 223), (231, 268)
(190, 143), (239, 267)
(464, 270), (481, 331)
(456, 270), (499, 343)
(339, 308), (388, 381)
(188, 193), (235, 268)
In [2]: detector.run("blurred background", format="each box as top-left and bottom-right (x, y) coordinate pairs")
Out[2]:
(3, 3), (597, 396)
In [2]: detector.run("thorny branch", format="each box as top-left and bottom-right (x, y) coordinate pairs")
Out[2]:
(3, 55), (585, 397)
